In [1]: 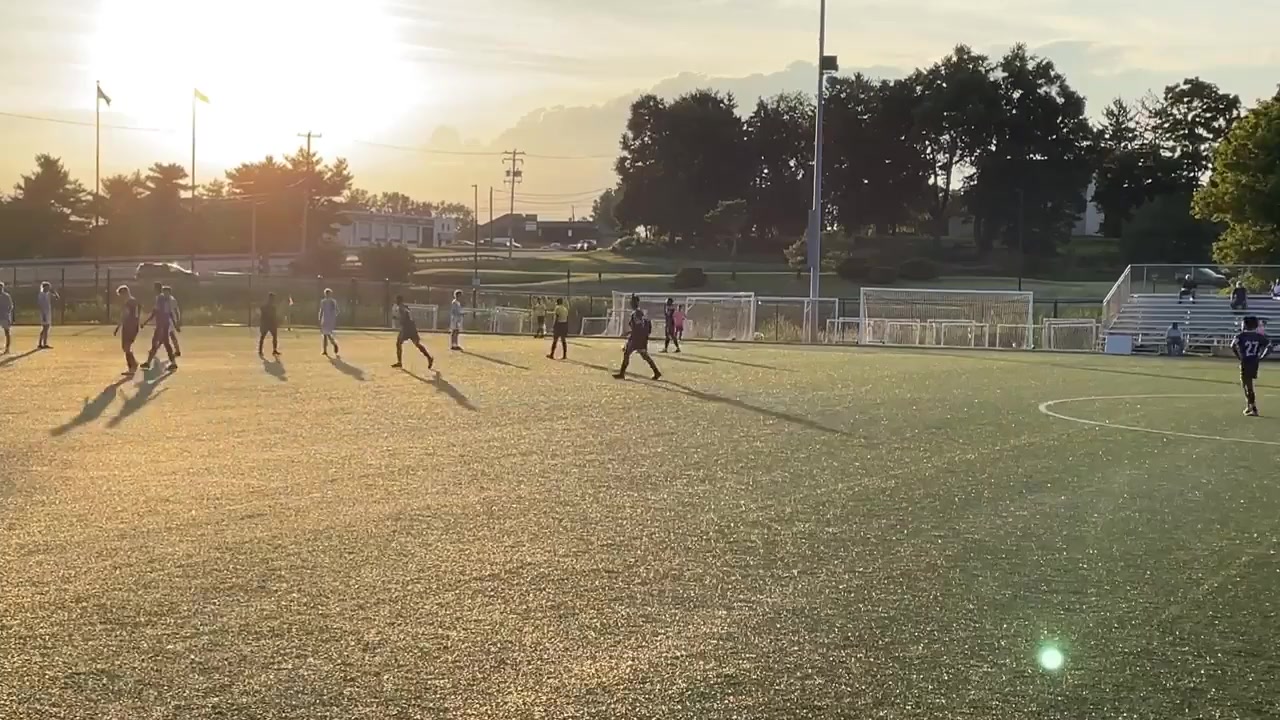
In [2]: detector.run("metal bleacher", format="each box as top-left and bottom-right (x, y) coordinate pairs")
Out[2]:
(1107, 293), (1278, 355)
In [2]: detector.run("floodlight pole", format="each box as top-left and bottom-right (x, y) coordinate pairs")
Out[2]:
(806, 0), (832, 343)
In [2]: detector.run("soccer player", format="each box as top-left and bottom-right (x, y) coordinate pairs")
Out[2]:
(614, 294), (661, 380)
(163, 286), (182, 358)
(392, 295), (434, 369)
(547, 297), (569, 360)
(113, 285), (141, 374)
(0, 281), (12, 354)
(674, 304), (686, 340)
(36, 281), (58, 349)
(1232, 315), (1270, 417)
(319, 288), (340, 356)
(258, 293), (281, 357)
(449, 290), (464, 351)
(139, 284), (177, 371)
(533, 297), (547, 338)
(662, 297), (681, 353)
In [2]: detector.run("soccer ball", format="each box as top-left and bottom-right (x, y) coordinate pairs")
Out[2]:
(753, 332), (764, 341)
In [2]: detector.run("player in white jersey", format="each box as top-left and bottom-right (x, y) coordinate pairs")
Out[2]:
(163, 286), (182, 358)
(319, 288), (341, 356)
(449, 290), (464, 351)
(36, 282), (58, 349)
(0, 281), (12, 354)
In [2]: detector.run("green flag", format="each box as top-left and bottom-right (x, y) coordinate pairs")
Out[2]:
(194, 88), (209, 104)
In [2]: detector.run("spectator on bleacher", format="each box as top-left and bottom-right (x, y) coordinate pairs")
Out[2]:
(1178, 274), (1197, 304)
(1271, 279), (1280, 300)
(1231, 281), (1249, 312)
(1166, 322), (1184, 356)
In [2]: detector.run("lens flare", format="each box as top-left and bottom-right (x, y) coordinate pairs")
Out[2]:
(1038, 646), (1065, 671)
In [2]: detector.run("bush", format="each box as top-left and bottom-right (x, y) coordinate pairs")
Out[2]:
(784, 237), (807, 268)
(898, 257), (939, 281)
(672, 267), (708, 289)
(835, 256), (867, 281)
(358, 244), (416, 282)
(866, 266), (898, 285)
(292, 240), (348, 277)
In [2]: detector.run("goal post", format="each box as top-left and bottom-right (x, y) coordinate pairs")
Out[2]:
(858, 287), (1035, 349)
(609, 292), (756, 341)
(394, 304), (438, 331)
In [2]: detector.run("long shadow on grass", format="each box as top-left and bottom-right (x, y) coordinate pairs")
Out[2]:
(403, 369), (476, 411)
(926, 350), (1272, 389)
(50, 376), (131, 436)
(262, 357), (287, 382)
(328, 356), (366, 381)
(565, 359), (614, 373)
(464, 351), (529, 371)
(645, 380), (848, 436)
(107, 367), (172, 428)
(0, 349), (39, 368)
(658, 353), (712, 366)
(698, 354), (791, 372)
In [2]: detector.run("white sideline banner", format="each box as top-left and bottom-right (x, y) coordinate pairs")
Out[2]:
(1104, 334), (1133, 355)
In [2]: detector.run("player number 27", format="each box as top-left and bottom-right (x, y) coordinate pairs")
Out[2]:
(1245, 341), (1261, 357)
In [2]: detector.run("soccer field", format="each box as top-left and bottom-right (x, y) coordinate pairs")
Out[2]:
(2, 328), (1278, 719)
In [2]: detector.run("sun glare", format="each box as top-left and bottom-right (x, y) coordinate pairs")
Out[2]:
(89, 0), (422, 161)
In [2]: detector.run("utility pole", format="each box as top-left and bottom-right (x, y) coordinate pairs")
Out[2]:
(471, 185), (479, 287)
(503, 149), (525, 259)
(488, 187), (495, 247)
(297, 131), (322, 254)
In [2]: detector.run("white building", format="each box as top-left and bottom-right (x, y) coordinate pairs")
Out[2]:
(335, 211), (459, 249)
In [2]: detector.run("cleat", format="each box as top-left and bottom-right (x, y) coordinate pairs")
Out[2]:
(612, 373), (626, 379)
(547, 354), (555, 359)
(391, 362), (403, 368)
(652, 372), (662, 381)
(167, 363), (178, 372)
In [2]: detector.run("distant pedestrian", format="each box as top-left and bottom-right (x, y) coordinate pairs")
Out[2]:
(449, 290), (464, 351)
(547, 297), (569, 360)
(319, 288), (341, 356)
(163, 286), (182, 358)
(0, 281), (12, 354)
(113, 285), (141, 374)
(258, 293), (280, 357)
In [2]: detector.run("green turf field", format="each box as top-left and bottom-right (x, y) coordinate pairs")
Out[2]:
(2, 328), (1277, 718)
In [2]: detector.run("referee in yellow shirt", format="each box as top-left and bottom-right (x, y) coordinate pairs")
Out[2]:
(547, 297), (570, 359)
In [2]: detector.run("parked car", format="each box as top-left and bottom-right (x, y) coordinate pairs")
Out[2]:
(569, 240), (598, 252)
(492, 238), (522, 249)
(547, 242), (563, 250)
(135, 262), (198, 283)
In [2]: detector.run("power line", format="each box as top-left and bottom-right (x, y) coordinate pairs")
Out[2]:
(0, 110), (170, 133)
(514, 187), (609, 198)
(353, 139), (505, 157)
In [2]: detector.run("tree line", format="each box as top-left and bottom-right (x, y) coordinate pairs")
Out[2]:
(0, 149), (475, 261)
(611, 42), (1268, 264)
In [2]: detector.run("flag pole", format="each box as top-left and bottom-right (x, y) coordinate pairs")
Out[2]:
(191, 90), (197, 206)
(94, 81), (101, 228)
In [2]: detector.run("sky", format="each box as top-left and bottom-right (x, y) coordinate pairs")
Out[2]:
(1, 0), (1278, 217)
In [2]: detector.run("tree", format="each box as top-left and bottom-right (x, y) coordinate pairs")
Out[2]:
(92, 172), (148, 256)
(744, 92), (813, 244)
(1193, 97), (1280, 264)
(913, 45), (1001, 238)
(1153, 77), (1242, 188)
(1120, 193), (1219, 263)
(0, 154), (89, 258)
(141, 163), (191, 254)
(358, 244), (416, 281)
(224, 148), (354, 256)
(705, 198), (749, 275)
(615, 90), (750, 245)
(591, 187), (621, 236)
(1093, 99), (1151, 237)
(294, 239), (348, 277)
(965, 45), (1096, 255)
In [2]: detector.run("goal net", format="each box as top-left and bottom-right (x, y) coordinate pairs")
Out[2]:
(393, 304), (438, 331)
(580, 317), (613, 337)
(492, 306), (531, 335)
(824, 317), (860, 344)
(1042, 319), (1099, 352)
(608, 292), (755, 341)
(858, 288), (1035, 349)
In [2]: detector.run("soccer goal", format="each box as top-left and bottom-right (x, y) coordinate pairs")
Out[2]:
(393, 304), (438, 331)
(580, 316), (614, 337)
(858, 287), (1035, 349)
(608, 292), (755, 341)
(492, 306), (531, 335)
(1042, 319), (1100, 352)
(824, 317), (860, 344)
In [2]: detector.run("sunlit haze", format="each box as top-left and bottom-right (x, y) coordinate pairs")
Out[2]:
(2, 0), (1278, 214)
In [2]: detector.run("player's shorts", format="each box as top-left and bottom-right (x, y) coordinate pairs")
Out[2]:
(1242, 362), (1260, 382)
(121, 326), (138, 349)
(626, 338), (650, 353)
(553, 321), (569, 338)
(399, 329), (421, 343)
(39, 313), (52, 326)
(259, 325), (278, 336)
(321, 323), (338, 335)
(0, 317), (10, 330)
(450, 318), (463, 332)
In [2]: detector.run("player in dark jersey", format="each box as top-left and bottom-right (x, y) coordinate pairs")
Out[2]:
(392, 295), (434, 369)
(614, 294), (661, 380)
(258, 293), (281, 357)
(1231, 316), (1271, 416)
(112, 285), (141, 375)
(662, 297), (681, 353)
